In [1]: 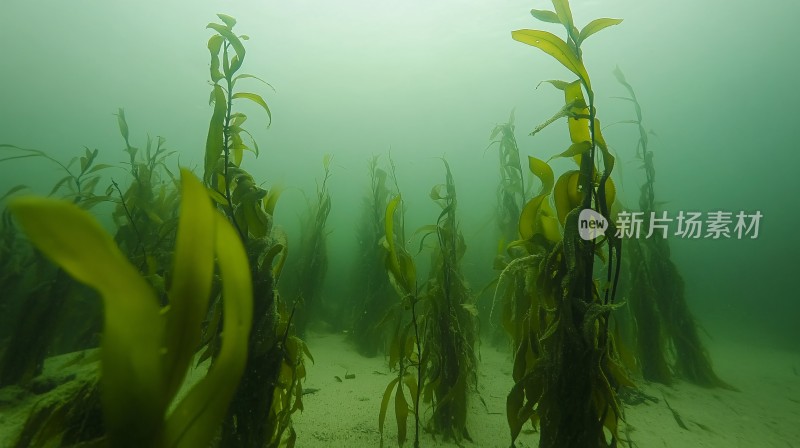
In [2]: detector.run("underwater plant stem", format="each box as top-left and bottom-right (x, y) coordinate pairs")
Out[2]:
(513, 135), (526, 203)
(578, 84), (599, 305)
(221, 56), (245, 242)
(409, 294), (422, 448)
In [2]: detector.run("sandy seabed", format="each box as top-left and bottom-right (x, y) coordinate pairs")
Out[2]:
(292, 332), (800, 448)
(0, 332), (797, 448)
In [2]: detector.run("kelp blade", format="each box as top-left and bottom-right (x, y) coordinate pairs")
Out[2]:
(161, 169), (216, 405)
(9, 196), (165, 443)
(162, 211), (253, 448)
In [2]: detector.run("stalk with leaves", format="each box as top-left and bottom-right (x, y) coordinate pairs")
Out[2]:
(494, 1), (631, 447)
(203, 14), (308, 447)
(613, 67), (732, 390)
(379, 193), (423, 448)
(418, 159), (477, 442)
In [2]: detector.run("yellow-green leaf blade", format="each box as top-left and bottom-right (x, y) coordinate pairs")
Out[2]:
(207, 22), (246, 74)
(548, 141), (592, 162)
(518, 194), (548, 241)
(551, 0), (575, 31)
(384, 195), (403, 287)
(379, 377), (400, 436)
(204, 84), (227, 183)
(232, 92), (272, 127)
(554, 170), (580, 225)
(9, 196), (165, 442)
(528, 156), (554, 195)
(395, 381), (408, 445)
(578, 18), (623, 45)
(162, 169), (216, 404)
(163, 210), (253, 448)
(530, 8), (560, 23)
(511, 29), (590, 89)
(207, 35), (224, 83)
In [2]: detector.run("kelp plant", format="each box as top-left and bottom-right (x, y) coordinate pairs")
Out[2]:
(379, 193), (422, 448)
(489, 109), (528, 245)
(378, 160), (478, 446)
(613, 67), (732, 389)
(487, 110), (531, 344)
(9, 169), (253, 448)
(202, 14), (309, 447)
(349, 155), (396, 356)
(110, 108), (181, 287)
(495, 1), (630, 446)
(284, 155), (333, 336)
(418, 159), (477, 442)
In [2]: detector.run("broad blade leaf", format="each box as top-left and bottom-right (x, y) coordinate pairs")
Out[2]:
(528, 156), (554, 195)
(204, 84), (227, 183)
(161, 170), (216, 404)
(9, 196), (165, 443)
(379, 377), (400, 435)
(530, 8), (560, 24)
(578, 18), (623, 45)
(207, 23), (246, 74)
(207, 35), (224, 83)
(217, 13), (237, 29)
(232, 92), (272, 127)
(163, 200), (253, 448)
(395, 382), (408, 445)
(519, 194), (548, 240)
(511, 29), (590, 90)
(548, 141), (592, 161)
(552, 0), (574, 30)
(232, 73), (276, 91)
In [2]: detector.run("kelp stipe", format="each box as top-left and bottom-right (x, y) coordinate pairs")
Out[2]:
(498, 1), (628, 446)
(202, 14), (308, 447)
(9, 169), (253, 447)
(613, 67), (733, 390)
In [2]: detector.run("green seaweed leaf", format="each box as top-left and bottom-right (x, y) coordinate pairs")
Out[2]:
(518, 194), (548, 241)
(161, 171), (216, 404)
(384, 196), (403, 287)
(530, 8), (560, 24)
(233, 73), (276, 91)
(163, 206), (253, 448)
(528, 156), (554, 195)
(578, 18), (623, 45)
(552, 0), (575, 31)
(511, 29), (590, 89)
(204, 84), (227, 183)
(379, 377), (400, 436)
(207, 23), (246, 75)
(217, 13), (237, 29)
(10, 191), (165, 443)
(548, 141), (592, 162)
(232, 92), (272, 127)
(395, 382), (408, 445)
(208, 35), (225, 83)
(10, 170), (252, 448)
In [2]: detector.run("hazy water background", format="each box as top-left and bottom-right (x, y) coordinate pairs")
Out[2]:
(1, 0), (798, 350)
